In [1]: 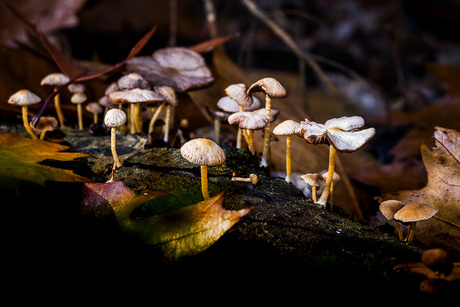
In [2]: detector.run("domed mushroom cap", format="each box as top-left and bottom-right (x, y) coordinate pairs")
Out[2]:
(228, 111), (268, 130)
(180, 138), (225, 166)
(379, 200), (405, 220)
(394, 203), (438, 222)
(109, 88), (165, 104)
(301, 173), (325, 187)
(217, 96), (261, 113)
(225, 83), (253, 109)
(86, 102), (103, 114)
(8, 89), (41, 106)
(71, 92), (87, 104)
(67, 83), (85, 93)
(247, 77), (287, 98)
(117, 72), (151, 90)
(31, 116), (58, 132)
(321, 171), (341, 183)
(273, 120), (300, 136)
(104, 108), (127, 128)
(40, 72), (70, 86)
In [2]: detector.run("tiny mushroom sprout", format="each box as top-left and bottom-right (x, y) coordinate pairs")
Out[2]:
(295, 115), (375, 207)
(40, 72), (70, 127)
(379, 200), (405, 240)
(301, 173), (325, 203)
(109, 88), (164, 134)
(232, 174), (258, 185)
(8, 89), (41, 139)
(228, 111), (268, 154)
(104, 108), (127, 171)
(247, 77), (287, 167)
(393, 203), (438, 244)
(180, 138), (226, 200)
(70, 92), (87, 130)
(273, 119), (300, 183)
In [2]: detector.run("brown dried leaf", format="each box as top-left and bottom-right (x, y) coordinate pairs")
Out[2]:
(378, 127), (460, 252)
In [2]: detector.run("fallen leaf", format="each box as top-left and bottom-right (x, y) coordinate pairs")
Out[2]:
(0, 132), (91, 185)
(80, 182), (252, 261)
(378, 127), (460, 252)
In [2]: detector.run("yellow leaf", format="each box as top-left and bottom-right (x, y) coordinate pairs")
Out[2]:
(0, 132), (91, 185)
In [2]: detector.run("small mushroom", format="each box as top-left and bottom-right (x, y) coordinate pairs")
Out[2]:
(180, 138), (226, 200)
(31, 116), (58, 140)
(154, 85), (177, 144)
(379, 200), (405, 240)
(273, 120), (300, 183)
(8, 89), (41, 139)
(228, 111), (268, 154)
(71, 92), (87, 130)
(86, 102), (104, 124)
(300, 173), (325, 203)
(104, 109), (127, 171)
(393, 203), (438, 244)
(67, 82), (85, 94)
(321, 171), (341, 209)
(231, 174), (258, 185)
(247, 77), (287, 167)
(117, 72), (151, 90)
(40, 72), (70, 127)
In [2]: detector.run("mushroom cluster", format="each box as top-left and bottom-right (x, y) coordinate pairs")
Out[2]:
(379, 200), (438, 243)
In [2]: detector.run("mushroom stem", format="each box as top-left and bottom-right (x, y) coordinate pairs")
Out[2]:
(163, 104), (171, 143)
(242, 129), (255, 154)
(93, 112), (98, 124)
(231, 174), (258, 185)
(148, 101), (166, 144)
(312, 186), (317, 203)
(214, 118), (221, 144)
(76, 103), (83, 130)
(236, 128), (242, 148)
(261, 95), (272, 167)
(130, 104), (137, 134)
(53, 87), (65, 127)
(407, 222), (417, 244)
(110, 127), (122, 168)
(395, 222), (404, 241)
(201, 165), (210, 200)
(22, 106), (38, 139)
(317, 145), (337, 206)
(135, 103), (143, 133)
(285, 135), (291, 182)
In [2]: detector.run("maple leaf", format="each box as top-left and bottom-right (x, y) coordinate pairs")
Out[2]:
(378, 127), (460, 252)
(80, 182), (251, 262)
(0, 132), (91, 186)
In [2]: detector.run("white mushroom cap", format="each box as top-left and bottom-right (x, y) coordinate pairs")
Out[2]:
(325, 116), (365, 131)
(180, 138), (226, 166)
(104, 108), (127, 128)
(154, 85), (178, 106)
(394, 203), (438, 223)
(8, 89), (41, 106)
(273, 120), (300, 136)
(109, 88), (165, 104)
(326, 127), (376, 153)
(40, 72), (70, 86)
(71, 92), (87, 104)
(117, 72), (150, 90)
(217, 95), (261, 113)
(67, 83), (85, 93)
(247, 77), (287, 98)
(225, 83), (253, 109)
(228, 111), (268, 130)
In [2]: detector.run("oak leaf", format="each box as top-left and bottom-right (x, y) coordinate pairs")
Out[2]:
(0, 132), (91, 185)
(378, 127), (460, 252)
(80, 181), (252, 261)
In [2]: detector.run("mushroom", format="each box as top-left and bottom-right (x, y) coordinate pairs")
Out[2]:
(86, 102), (104, 124)
(109, 88), (164, 134)
(104, 108), (127, 171)
(247, 77), (287, 167)
(273, 120), (300, 183)
(116, 72), (151, 91)
(40, 72), (70, 127)
(153, 85), (177, 144)
(127, 47), (214, 93)
(31, 116), (58, 140)
(8, 89), (41, 139)
(379, 200), (405, 240)
(231, 174), (258, 185)
(321, 171), (341, 209)
(393, 203), (438, 244)
(228, 111), (268, 154)
(70, 92), (87, 130)
(217, 95), (261, 148)
(225, 83), (254, 149)
(294, 116), (375, 206)
(67, 82), (85, 94)
(300, 173), (325, 203)
(180, 138), (226, 200)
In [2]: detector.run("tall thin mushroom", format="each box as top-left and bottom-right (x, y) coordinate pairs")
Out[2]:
(154, 85), (178, 144)
(40, 72), (70, 127)
(273, 120), (300, 183)
(247, 77), (287, 167)
(104, 109), (127, 171)
(70, 92), (87, 130)
(8, 89), (41, 139)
